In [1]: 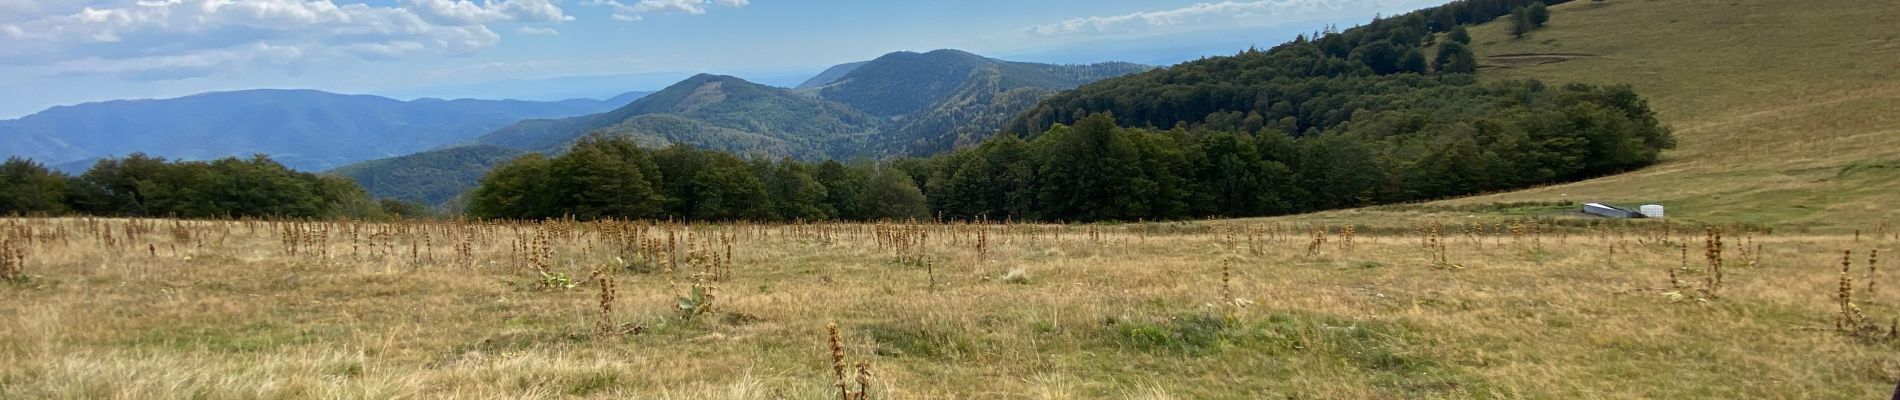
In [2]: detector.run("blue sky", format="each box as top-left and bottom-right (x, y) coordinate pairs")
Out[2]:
(0, 0), (1445, 118)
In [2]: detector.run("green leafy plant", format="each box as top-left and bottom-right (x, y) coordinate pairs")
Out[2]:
(676, 284), (716, 321)
(538, 272), (577, 290)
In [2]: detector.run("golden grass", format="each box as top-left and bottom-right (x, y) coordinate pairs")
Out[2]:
(4, 3), (1896, 398)
(2, 217), (1897, 398)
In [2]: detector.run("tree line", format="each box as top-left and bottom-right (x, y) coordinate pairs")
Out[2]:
(0, 154), (415, 219)
(466, 137), (929, 221)
(923, 81), (1669, 222)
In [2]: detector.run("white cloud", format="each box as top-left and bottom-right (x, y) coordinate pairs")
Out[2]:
(1026, 0), (1399, 37)
(585, 0), (747, 22)
(516, 26), (560, 35)
(0, 0), (93, 22)
(50, 42), (305, 81)
(402, 0), (571, 25)
(0, 0), (559, 80)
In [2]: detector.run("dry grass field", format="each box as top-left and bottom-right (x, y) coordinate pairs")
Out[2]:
(5, 1), (1897, 398)
(3, 217), (1897, 398)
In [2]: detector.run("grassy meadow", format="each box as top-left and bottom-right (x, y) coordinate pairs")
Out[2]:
(2, 217), (1897, 399)
(1397, 0), (1900, 230)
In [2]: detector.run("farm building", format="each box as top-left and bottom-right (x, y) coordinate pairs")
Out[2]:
(1582, 203), (1643, 219)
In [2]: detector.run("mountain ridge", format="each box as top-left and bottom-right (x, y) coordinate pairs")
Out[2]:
(470, 49), (1150, 159)
(796, 61), (869, 89)
(337, 49), (1149, 204)
(0, 89), (649, 171)
(471, 73), (880, 159)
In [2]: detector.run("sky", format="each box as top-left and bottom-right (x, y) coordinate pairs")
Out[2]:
(0, 0), (1447, 118)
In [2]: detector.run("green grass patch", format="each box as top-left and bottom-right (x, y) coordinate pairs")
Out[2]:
(119, 321), (347, 352)
(1095, 311), (1495, 396)
(564, 371), (623, 396)
(1370, 201), (1577, 215)
(863, 320), (980, 360)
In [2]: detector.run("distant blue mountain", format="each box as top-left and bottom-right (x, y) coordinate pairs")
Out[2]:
(796, 61), (869, 89)
(0, 89), (648, 171)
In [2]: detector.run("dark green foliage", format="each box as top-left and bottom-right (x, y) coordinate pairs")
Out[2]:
(1511, 7), (1533, 38)
(0, 157), (69, 215)
(1007, 0), (1569, 136)
(863, 168), (929, 220)
(758, 160), (830, 221)
(1529, 2), (1551, 27)
(467, 137), (930, 222)
(925, 80), (1670, 222)
(549, 136), (665, 220)
(1435, 42), (1479, 74)
(327, 145), (525, 206)
(924, 136), (1039, 220)
(1448, 25), (1472, 45)
(813, 160), (871, 220)
(1351, 41), (1406, 75)
(467, 154), (558, 220)
(1400, 49), (1429, 74)
(1032, 115), (1153, 221)
(55, 153), (374, 219)
(651, 145), (772, 221)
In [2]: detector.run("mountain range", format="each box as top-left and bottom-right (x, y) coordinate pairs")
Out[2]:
(470, 49), (1151, 158)
(0, 49), (1145, 205)
(0, 90), (649, 172)
(339, 49), (1151, 204)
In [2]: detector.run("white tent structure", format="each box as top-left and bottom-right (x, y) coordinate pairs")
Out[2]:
(1582, 203), (1642, 219)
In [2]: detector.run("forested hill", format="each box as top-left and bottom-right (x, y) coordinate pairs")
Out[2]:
(819, 49), (1153, 156)
(0, 89), (647, 171)
(343, 50), (1147, 205)
(470, 50), (1149, 160)
(473, 73), (881, 160)
(816, 49), (1147, 118)
(1008, 0), (1575, 136)
(325, 145), (527, 206)
(795, 61), (869, 89)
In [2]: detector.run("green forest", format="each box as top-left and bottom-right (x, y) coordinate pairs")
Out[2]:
(0, 155), (401, 219)
(466, 136), (928, 221)
(1007, 0), (1567, 135)
(327, 145), (526, 206)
